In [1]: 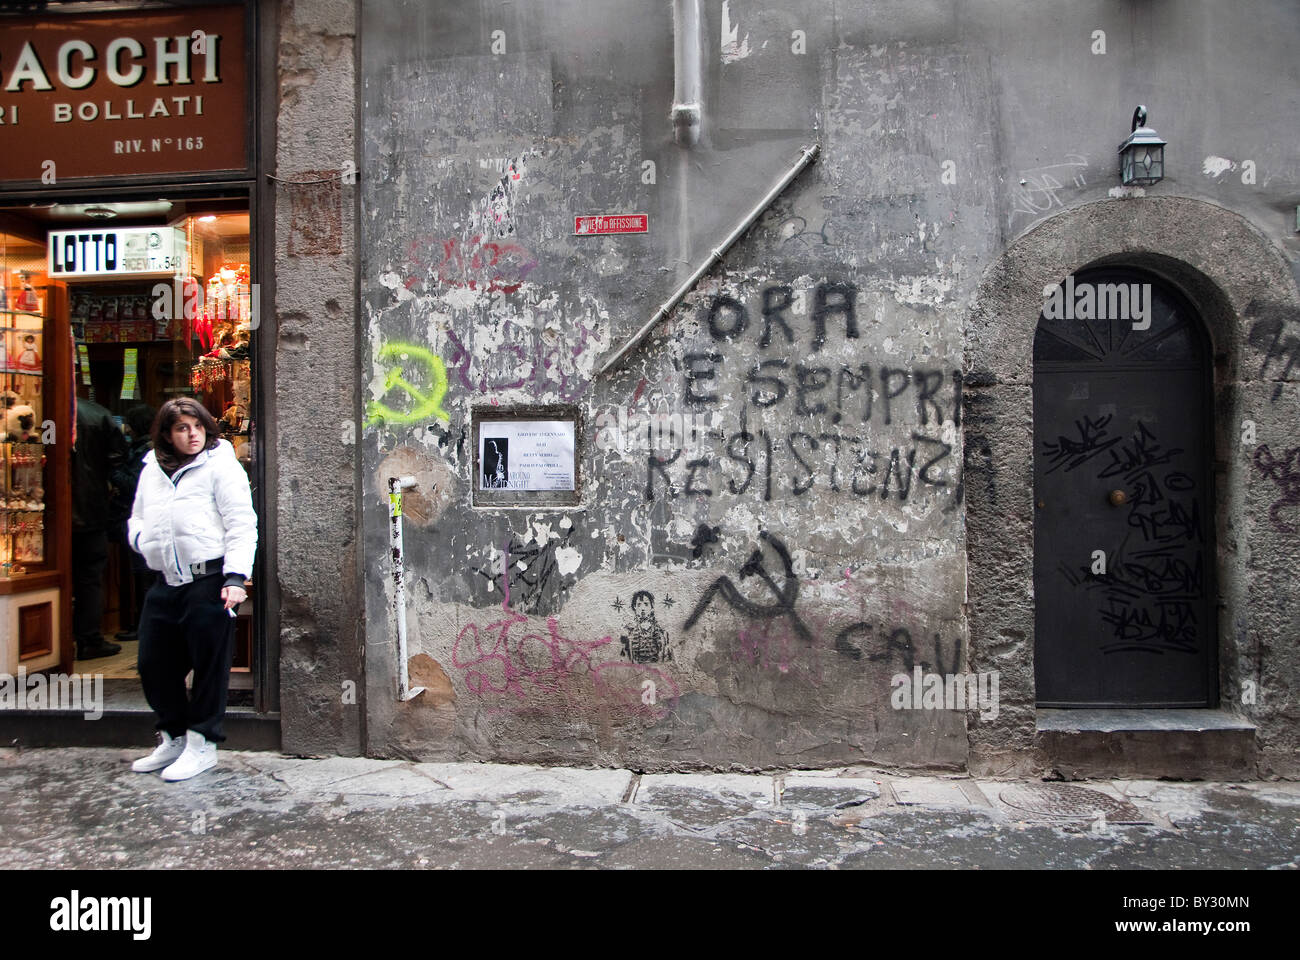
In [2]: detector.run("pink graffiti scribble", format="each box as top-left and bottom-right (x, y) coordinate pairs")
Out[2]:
(451, 610), (678, 719)
(403, 234), (539, 295)
(452, 611), (611, 698)
(593, 663), (680, 721)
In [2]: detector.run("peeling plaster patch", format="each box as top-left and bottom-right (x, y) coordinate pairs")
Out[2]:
(790, 549), (821, 578)
(406, 654), (457, 706)
(439, 287), (486, 312)
(378, 271), (414, 301)
(669, 516), (697, 541)
(375, 446), (456, 527)
(478, 148), (541, 176)
(554, 546), (582, 576)
(1202, 156), (1236, 178)
(887, 275), (954, 308)
(721, 1), (752, 63)
(471, 152), (535, 239)
(595, 248), (629, 276)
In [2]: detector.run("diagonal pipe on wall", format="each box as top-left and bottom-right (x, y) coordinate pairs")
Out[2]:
(599, 143), (820, 376)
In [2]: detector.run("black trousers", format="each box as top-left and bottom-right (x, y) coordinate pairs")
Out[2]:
(71, 529), (109, 647)
(136, 572), (236, 743)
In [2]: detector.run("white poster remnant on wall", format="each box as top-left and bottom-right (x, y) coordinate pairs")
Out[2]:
(479, 420), (575, 491)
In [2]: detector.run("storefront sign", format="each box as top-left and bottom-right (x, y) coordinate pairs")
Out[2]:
(574, 214), (648, 235)
(48, 227), (185, 278)
(479, 421), (576, 492)
(0, 5), (247, 180)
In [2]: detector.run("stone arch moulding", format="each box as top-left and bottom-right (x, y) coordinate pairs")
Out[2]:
(961, 195), (1300, 779)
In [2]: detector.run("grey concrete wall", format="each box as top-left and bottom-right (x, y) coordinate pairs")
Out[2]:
(350, 0), (1300, 772)
(273, 0), (363, 756)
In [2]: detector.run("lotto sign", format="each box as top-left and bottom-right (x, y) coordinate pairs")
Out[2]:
(574, 214), (648, 235)
(49, 227), (185, 278)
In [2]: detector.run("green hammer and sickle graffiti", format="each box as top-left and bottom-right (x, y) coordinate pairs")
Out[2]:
(365, 342), (451, 427)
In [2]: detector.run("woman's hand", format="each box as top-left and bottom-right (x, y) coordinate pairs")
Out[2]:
(221, 585), (247, 611)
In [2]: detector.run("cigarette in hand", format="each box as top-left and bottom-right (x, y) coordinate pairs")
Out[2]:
(228, 607), (237, 618)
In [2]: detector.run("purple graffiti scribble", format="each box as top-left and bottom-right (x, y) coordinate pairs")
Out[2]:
(1254, 444), (1300, 533)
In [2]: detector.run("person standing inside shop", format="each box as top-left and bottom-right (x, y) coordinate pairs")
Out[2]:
(71, 395), (128, 661)
(109, 404), (157, 643)
(128, 398), (256, 782)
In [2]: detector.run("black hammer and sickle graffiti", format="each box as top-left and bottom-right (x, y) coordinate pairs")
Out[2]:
(682, 531), (814, 644)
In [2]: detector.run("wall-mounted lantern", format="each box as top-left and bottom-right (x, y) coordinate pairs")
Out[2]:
(1118, 105), (1166, 186)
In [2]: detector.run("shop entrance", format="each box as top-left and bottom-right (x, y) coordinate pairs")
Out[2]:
(0, 196), (260, 710)
(1032, 267), (1216, 707)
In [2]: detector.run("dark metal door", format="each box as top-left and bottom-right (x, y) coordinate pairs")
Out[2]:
(1033, 268), (1215, 707)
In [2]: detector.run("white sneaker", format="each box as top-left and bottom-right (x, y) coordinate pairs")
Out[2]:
(160, 731), (218, 782)
(131, 732), (187, 773)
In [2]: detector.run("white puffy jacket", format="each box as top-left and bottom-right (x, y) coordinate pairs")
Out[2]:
(128, 439), (257, 587)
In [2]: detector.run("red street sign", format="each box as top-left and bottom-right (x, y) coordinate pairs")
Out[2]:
(574, 214), (648, 235)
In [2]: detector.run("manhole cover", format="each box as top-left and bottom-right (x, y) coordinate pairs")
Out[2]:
(998, 783), (1145, 822)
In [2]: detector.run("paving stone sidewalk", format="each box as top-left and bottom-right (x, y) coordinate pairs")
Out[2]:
(2, 748), (1298, 869)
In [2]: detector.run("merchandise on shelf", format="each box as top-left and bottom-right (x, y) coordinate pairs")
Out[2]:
(13, 333), (40, 371)
(200, 263), (251, 355)
(4, 323), (44, 373)
(0, 299), (48, 575)
(190, 354), (230, 391)
(16, 272), (39, 313)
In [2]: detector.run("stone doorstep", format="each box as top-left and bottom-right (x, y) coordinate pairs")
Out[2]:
(1035, 708), (1258, 780)
(1036, 708), (1256, 733)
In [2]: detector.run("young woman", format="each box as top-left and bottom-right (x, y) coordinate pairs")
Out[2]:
(127, 398), (257, 781)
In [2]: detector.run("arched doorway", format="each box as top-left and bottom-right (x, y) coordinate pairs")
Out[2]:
(1033, 266), (1215, 707)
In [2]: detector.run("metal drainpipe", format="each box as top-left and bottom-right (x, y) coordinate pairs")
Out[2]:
(599, 143), (821, 376)
(388, 475), (425, 701)
(671, 0), (702, 146)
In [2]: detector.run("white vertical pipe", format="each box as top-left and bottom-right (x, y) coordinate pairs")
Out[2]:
(671, 0), (702, 146)
(389, 475), (425, 701)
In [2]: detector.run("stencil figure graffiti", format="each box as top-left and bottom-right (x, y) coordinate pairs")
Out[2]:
(620, 591), (672, 663)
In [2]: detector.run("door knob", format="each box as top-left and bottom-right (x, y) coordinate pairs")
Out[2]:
(1108, 489), (1128, 506)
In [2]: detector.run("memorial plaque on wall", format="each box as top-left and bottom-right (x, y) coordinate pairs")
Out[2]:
(473, 406), (581, 507)
(0, 5), (248, 181)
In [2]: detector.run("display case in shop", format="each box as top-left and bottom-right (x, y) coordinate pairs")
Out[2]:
(0, 269), (71, 677)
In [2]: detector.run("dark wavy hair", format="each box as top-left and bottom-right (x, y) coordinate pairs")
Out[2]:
(152, 397), (221, 472)
(124, 403), (156, 439)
